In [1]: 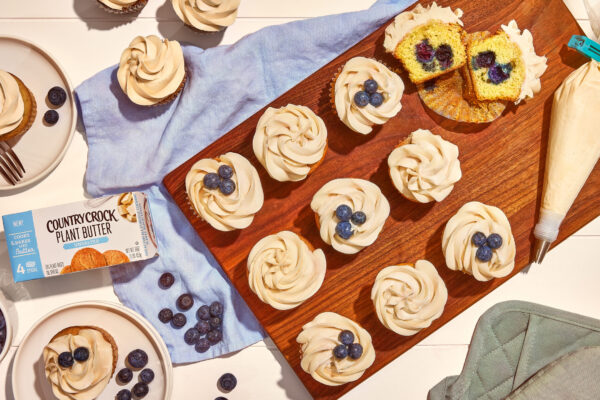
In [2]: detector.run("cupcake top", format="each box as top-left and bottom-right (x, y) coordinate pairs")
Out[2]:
(97, 0), (139, 10)
(43, 329), (114, 400)
(501, 20), (548, 104)
(442, 201), (516, 281)
(185, 152), (264, 231)
(0, 70), (25, 136)
(371, 260), (448, 336)
(296, 312), (375, 386)
(171, 0), (240, 32)
(310, 178), (390, 254)
(253, 104), (327, 182)
(334, 57), (404, 135)
(247, 231), (326, 310)
(383, 2), (463, 54)
(388, 129), (462, 203)
(117, 35), (185, 106)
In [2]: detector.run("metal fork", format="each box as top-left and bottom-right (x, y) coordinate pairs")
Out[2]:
(0, 141), (26, 185)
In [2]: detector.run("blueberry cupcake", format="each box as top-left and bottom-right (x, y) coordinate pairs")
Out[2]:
(0, 69), (36, 142)
(332, 57), (404, 135)
(96, 0), (148, 14)
(171, 0), (239, 32)
(442, 201), (516, 281)
(185, 152), (264, 231)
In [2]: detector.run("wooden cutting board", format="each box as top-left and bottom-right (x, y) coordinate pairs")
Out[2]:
(164, 0), (598, 398)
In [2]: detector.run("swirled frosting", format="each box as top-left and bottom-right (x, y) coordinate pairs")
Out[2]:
(0, 70), (24, 135)
(442, 201), (516, 281)
(171, 0), (239, 32)
(383, 2), (464, 54)
(310, 178), (390, 254)
(334, 57), (404, 135)
(185, 152), (264, 231)
(247, 231), (326, 310)
(43, 329), (114, 400)
(371, 260), (448, 336)
(501, 20), (548, 104)
(117, 35), (185, 106)
(253, 104), (327, 182)
(297, 312), (375, 386)
(98, 0), (139, 10)
(388, 129), (462, 203)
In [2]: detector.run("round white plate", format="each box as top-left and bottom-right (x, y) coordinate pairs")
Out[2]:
(0, 35), (76, 190)
(12, 301), (173, 400)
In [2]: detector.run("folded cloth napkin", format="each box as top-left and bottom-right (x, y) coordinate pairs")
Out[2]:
(76, 0), (416, 364)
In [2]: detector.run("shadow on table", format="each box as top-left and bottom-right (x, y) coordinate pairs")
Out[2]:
(156, 2), (226, 49)
(72, 0), (140, 31)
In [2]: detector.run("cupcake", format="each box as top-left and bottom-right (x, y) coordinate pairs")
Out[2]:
(442, 201), (516, 281)
(296, 312), (375, 386)
(310, 178), (390, 254)
(253, 104), (327, 182)
(96, 0), (148, 14)
(0, 69), (36, 142)
(117, 35), (186, 106)
(43, 326), (117, 400)
(171, 0), (239, 32)
(387, 129), (462, 203)
(371, 260), (447, 336)
(332, 57), (404, 135)
(247, 231), (326, 310)
(185, 152), (264, 231)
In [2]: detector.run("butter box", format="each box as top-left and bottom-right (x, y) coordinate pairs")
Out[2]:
(2, 192), (158, 282)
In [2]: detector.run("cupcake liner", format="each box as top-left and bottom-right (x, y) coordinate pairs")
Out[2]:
(0, 74), (37, 142)
(96, 0), (148, 15)
(146, 69), (187, 108)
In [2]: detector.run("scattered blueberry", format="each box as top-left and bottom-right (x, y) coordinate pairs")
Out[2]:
(127, 349), (149, 369)
(471, 232), (487, 247)
(210, 301), (224, 317)
(435, 44), (454, 70)
(203, 173), (220, 190)
(44, 110), (59, 125)
(338, 330), (354, 346)
(158, 308), (173, 323)
(218, 165), (233, 179)
(196, 320), (211, 335)
(195, 338), (211, 353)
(422, 62), (436, 72)
(333, 344), (348, 359)
(353, 91), (369, 107)
(207, 329), (223, 344)
(219, 179), (236, 196)
(116, 389), (132, 400)
(335, 221), (353, 240)
(177, 293), (194, 311)
(364, 79), (378, 94)
(215, 397), (228, 400)
(335, 205), (352, 222)
(0, 314), (5, 330)
(218, 373), (237, 391)
(139, 368), (155, 384)
(487, 233), (503, 249)
(58, 352), (74, 368)
(488, 64), (510, 84)
(197, 305), (211, 321)
(351, 211), (367, 225)
(117, 367), (134, 384)
(47, 86), (67, 107)
(184, 328), (201, 345)
(415, 40), (435, 63)
(158, 272), (175, 289)
(475, 51), (496, 69)
(209, 317), (222, 330)
(476, 245), (493, 262)
(73, 347), (89, 362)
(348, 343), (363, 360)
(369, 92), (383, 107)
(132, 382), (149, 398)
(172, 313), (187, 328)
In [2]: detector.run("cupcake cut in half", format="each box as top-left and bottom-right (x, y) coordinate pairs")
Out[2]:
(0, 69), (36, 142)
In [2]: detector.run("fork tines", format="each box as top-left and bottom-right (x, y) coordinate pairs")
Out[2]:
(0, 141), (26, 186)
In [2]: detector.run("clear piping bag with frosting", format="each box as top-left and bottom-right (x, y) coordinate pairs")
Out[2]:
(534, 60), (600, 263)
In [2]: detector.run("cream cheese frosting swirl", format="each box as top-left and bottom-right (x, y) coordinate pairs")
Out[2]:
(185, 152), (264, 231)
(0, 70), (24, 135)
(371, 260), (448, 336)
(98, 0), (139, 10)
(253, 104), (327, 182)
(43, 329), (113, 400)
(388, 129), (462, 203)
(247, 231), (326, 310)
(117, 35), (185, 106)
(442, 201), (516, 281)
(310, 178), (390, 254)
(334, 57), (404, 135)
(171, 0), (240, 32)
(501, 20), (548, 104)
(297, 312), (375, 386)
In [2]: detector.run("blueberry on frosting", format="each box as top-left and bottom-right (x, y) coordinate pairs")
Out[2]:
(339, 330), (354, 345)
(351, 211), (367, 225)
(369, 92), (384, 107)
(58, 352), (74, 368)
(335, 221), (353, 240)
(476, 245), (493, 262)
(73, 347), (89, 362)
(335, 205), (352, 222)
(348, 343), (363, 360)
(471, 232), (487, 247)
(333, 344), (348, 359)
(353, 91), (369, 107)
(218, 165), (233, 179)
(364, 79), (378, 94)
(219, 179), (236, 195)
(203, 173), (220, 190)
(487, 233), (503, 249)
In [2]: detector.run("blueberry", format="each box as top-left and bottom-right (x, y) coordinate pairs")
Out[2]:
(215, 397), (228, 400)
(348, 343), (363, 360)
(158, 308), (173, 323)
(364, 79), (378, 94)
(476, 245), (493, 262)
(196, 320), (211, 335)
(0, 328), (5, 345)
(488, 64), (510, 84)
(335, 221), (353, 240)
(127, 349), (149, 369)
(184, 328), (201, 345)
(435, 44), (454, 70)
(353, 91), (369, 107)
(209, 317), (222, 330)
(73, 347), (89, 362)
(219, 373), (237, 391)
(132, 382), (149, 398)
(116, 389), (132, 400)
(47, 86), (67, 107)
(471, 232), (487, 247)
(475, 51), (496, 69)
(0, 314), (5, 330)
(177, 293), (194, 311)
(338, 330), (354, 345)
(369, 92), (383, 107)
(424, 79), (437, 92)
(172, 313), (187, 328)
(487, 233), (503, 249)
(422, 62), (436, 72)
(207, 329), (223, 344)
(335, 205), (352, 222)
(351, 211), (366, 225)
(218, 165), (233, 179)
(219, 179), (236, 195)
(195, 338), (211, 353)
(415, 40), (435, 63)
(58, 352), (74, 368)
(203, 173), (220, 190)
(44, 110), (59, 125)
(139, 368), (155, 384)
(333, 344), (348, 359)
(210, 301), (224, 317)
(158, 272), (175, 289)
(117, 367), (133, 383)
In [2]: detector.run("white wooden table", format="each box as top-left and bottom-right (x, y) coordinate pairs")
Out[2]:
(0, 1), (598, 399)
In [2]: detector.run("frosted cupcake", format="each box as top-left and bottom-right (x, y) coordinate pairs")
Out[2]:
(297, 312), (375, 386)
(185, 152), (264, 231)
(0, 69), (36, 142)
(442, 201), (516, 281)
(96, 0), (147, 14)
(117, 35), (186, 106)
(253, 104), (327, 182)
(387, 129), (461, 203)
(171, 0), (240, 32)
(332, 57), (404, 135)
(247, 231), (326, 310)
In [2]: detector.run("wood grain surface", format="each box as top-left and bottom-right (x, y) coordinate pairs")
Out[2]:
(163, 0), (598, 398)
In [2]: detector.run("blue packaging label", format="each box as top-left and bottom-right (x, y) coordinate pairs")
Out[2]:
(3, 211), (45, 282)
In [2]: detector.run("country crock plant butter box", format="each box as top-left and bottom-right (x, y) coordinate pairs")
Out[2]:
(2, 192), (158, 282)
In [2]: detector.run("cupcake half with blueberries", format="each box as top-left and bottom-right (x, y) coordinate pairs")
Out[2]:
(96, 0), (148, 14)
(0, 69), (36, 142)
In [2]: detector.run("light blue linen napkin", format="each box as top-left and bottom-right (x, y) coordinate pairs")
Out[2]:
(76, 0), (416, 364)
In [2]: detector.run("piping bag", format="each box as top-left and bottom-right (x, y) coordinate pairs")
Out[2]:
(534, 60), (600, 263)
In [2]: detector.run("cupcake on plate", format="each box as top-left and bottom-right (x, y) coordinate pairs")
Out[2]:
(0, 69), (36, 142)
(96, 0), (148, 14)
(247, 231), (326, 310)
(297, 312), (375, 386)
(387, 129), (461, 203)
(43, 326), (117, 400)
(253, 104), (327, 182)
(185, 152), (264, 231)
(442, 201), (516, 281)
(117, 35), (186, 106)
(332, 57), (404, 135)
(171, 0), (240, 32)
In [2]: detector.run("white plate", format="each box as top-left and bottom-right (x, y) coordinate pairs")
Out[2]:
(12, 301), (173, 400)
(0, 35), (76, 190)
